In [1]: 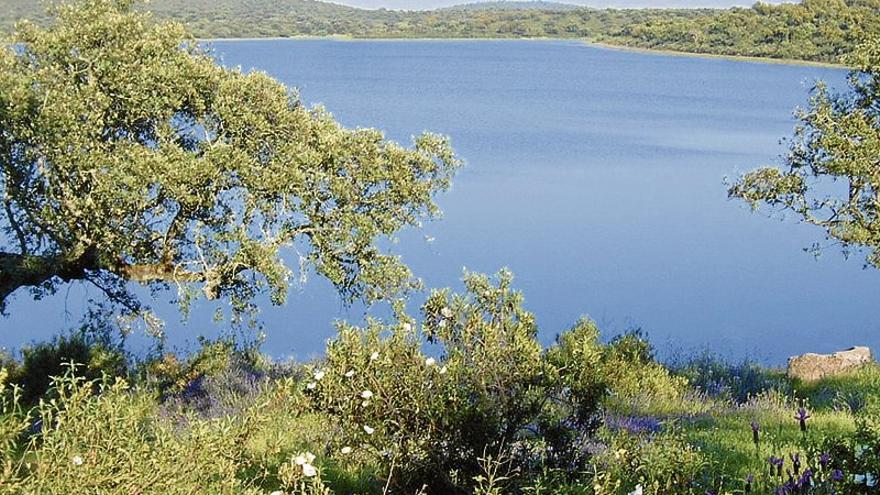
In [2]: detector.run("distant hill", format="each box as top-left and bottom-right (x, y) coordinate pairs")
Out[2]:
(442, 1), (581, 11)
(2, 0), (878, 64)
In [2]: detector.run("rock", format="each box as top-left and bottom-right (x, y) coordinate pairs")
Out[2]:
(787, 346), (874, 382)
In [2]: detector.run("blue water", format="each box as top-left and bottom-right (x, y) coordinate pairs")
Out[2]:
(2, 40), (876, 363)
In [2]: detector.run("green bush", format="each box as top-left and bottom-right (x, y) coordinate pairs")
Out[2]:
(1, 366), (270, 494)
(10, 332), (127, 405)
(307, 270), (596, 494)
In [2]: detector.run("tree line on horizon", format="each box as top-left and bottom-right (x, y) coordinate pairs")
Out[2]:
(1, 0), (878, 64)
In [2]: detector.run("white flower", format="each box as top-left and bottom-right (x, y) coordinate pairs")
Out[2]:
(361, 400), (370, 407)
(440, 307), (453, 318)
(628, 484), (643, 495)
(360, 390), (374, 399)
(302, 463), (318, 478)
(425, 357), (436, 367)
(341, 446), (352, 455)
(439, 366), (448, 374)
(269, 491), (284, 495)
(370, 352), (380, 361)
(72, 455), (84, 466)
(438, 320), (447, 328)
(313, 370), (325, 381)
(868, 474), (877, 487)
(855, 474), (866, 484)
(294, 452), (315, 466)
(402, 323), (413, 332)
(344, 370), (355, 378)
(363, 425), (375, 435)
(306, 382), (317, 390)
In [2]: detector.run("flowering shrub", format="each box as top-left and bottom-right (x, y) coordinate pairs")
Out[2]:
(307, 270), (594, 493)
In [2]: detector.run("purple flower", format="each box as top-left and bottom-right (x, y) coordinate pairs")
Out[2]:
(751, 421), (760, 445)
(745, 474), (755, 493)
(769, 456), (785, 477)
(819, 452), (831, 468)
(794, 407), (811, 432)
(831, 469), (844, 482)
(790, 452), (801, 474)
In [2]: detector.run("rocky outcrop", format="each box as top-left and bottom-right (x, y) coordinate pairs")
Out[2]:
(787, 347), (874, 382)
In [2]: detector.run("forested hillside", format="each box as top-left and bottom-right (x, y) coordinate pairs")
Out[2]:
(2, 0), (877, 63)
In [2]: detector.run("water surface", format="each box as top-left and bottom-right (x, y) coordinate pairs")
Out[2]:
(3, 40), (874, 363)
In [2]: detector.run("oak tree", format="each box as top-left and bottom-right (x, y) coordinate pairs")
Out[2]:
(0, 0), (459, 324)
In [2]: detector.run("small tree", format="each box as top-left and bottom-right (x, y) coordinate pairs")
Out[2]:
(0, 0), (459, 325)
(730, 38), (880, 268)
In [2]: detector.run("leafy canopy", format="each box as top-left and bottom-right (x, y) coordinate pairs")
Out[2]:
(0, 0), (459, 324)
(730, 38), (880, 267)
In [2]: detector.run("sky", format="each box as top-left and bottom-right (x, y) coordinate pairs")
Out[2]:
(327, 0), (790, 10)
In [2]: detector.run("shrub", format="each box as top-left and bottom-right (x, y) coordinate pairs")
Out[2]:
(10, 332), (127, 405)
(3, 366), (269, 494)
(307, 270), (591, 494)
(595, 427), (706, 495)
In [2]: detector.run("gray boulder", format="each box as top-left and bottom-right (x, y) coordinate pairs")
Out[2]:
(787, 346), (874, 382)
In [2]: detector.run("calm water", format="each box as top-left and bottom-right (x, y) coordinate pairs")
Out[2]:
(3, 40), (876, 363)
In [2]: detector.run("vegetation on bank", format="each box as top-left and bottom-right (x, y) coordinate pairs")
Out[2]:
(1, 270), (879, 494)
(2, 0), (879, 64)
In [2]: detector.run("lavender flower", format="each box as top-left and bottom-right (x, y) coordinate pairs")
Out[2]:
(751, 421), (760, 446)
(769, 456), (785, 477)
(794, 407), (811, 432)
(831, 469), (844, 482)
(819, 452), (831, 469)
(745, 474), (755, 493)
(790, 452), (801, 474)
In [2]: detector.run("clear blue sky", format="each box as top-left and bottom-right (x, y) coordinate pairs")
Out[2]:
(328, 0), (790, 9)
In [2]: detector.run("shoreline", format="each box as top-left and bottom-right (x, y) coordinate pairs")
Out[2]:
(200, 36), (849, 69)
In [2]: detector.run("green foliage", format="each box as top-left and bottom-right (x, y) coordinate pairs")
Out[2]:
(0, 0), (460, 326)
(2, 0), (874, 63)
(731, 37), (880, 267)
(9, 332), (126, 405)
(594, 427), (707, 495)
(307, 270), (567, 493)
(1, 368), (269, 494)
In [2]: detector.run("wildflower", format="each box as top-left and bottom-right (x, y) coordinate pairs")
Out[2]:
(750, 421), (760, 446)
(855, 474), (866, 484)
(769, 456), (784, 477)
(344, 370), (355, 378)
(868, 473), (877, 487)
(440, 307), (453, 318)
(313, 370), (325, 381)
(361, 400), (370, 407)
(819, 452), (831, 469)
(745, 474), (755, 494)
(341, 446), (352, 455)
(628, 484), (643, 495)
(425, 357), (436, 367)
(363, 425), (375, 435)
(790, 452), (801, 474)
(370, 352), (379, 361)
(302, 463), (317, 478)
(306, 382), (317, 390)
(402, 323), (413, 332)
(72, 455), (84, 466)
(360, 390), (374, 399)
(269, 491), (284, 495)
(794, 407), (810, 432)
(831, 469), (844, 482)
(294, 452), (316, 465)
(439, 365), (448, 374)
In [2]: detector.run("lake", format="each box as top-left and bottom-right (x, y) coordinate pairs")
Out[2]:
(2, 40), (876, 363)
